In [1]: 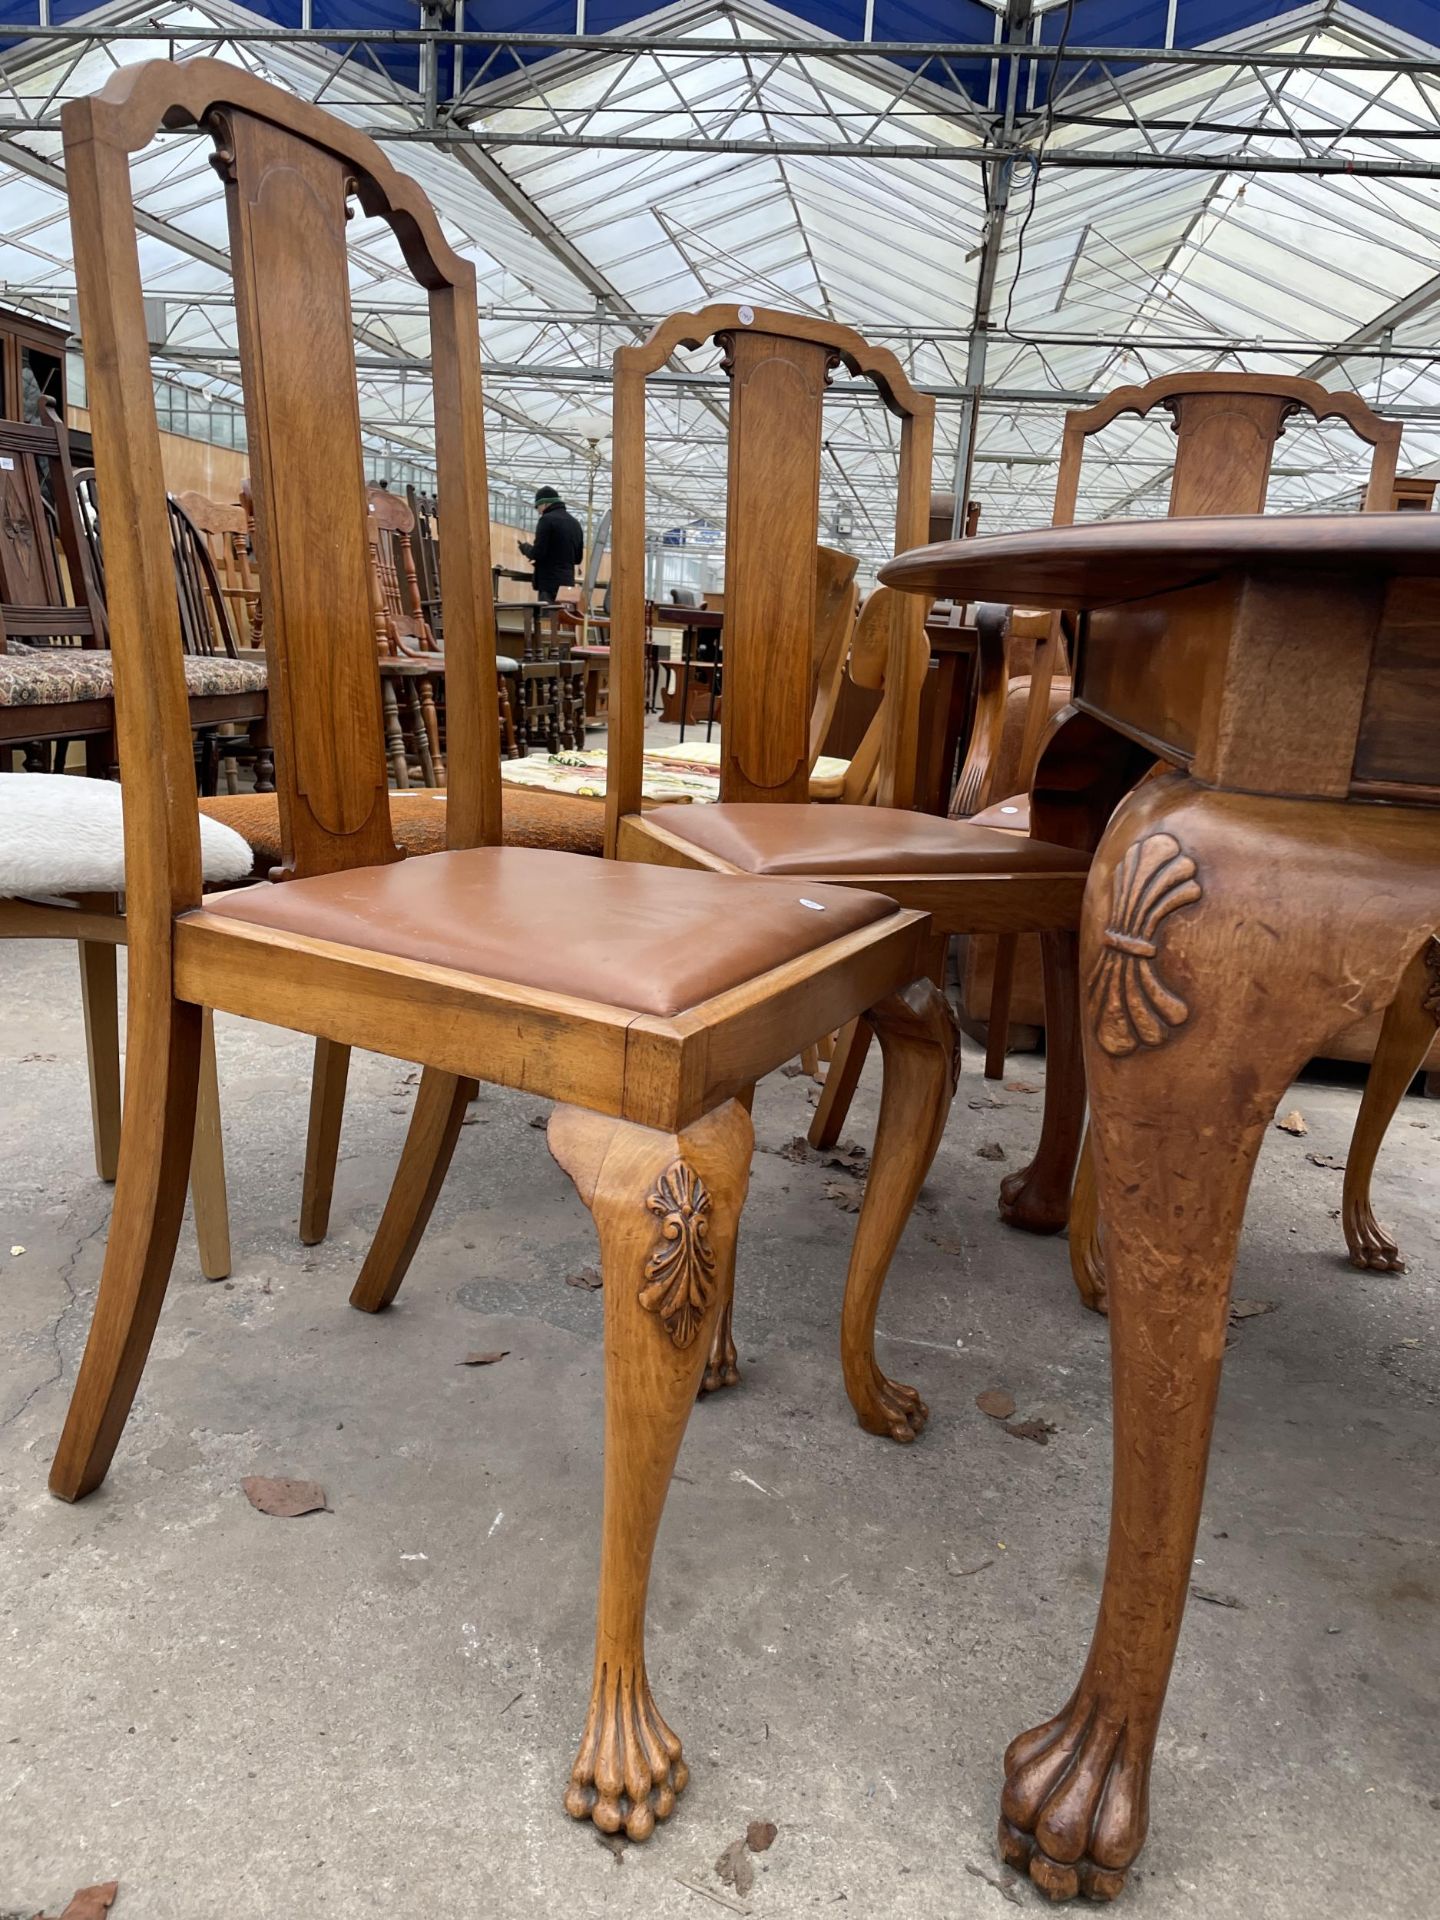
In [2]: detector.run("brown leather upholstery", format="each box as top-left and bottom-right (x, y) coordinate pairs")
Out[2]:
(971, 793), (1030, 833)
(642, 803), (1090, 877)
(197, 845), (898, 1017)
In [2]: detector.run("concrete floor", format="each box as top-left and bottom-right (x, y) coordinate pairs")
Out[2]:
(0, 939), (1436, 1918)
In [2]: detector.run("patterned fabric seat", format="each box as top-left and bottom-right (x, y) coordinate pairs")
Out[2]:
(0, 647), (267, 707)
(0, 648), (114, 706)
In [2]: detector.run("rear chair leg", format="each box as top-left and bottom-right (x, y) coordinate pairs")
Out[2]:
(190, 1010), (231, 1282)
(349, 1066), (475, 1312)
(841, 980), (961, 1443)
(77, 938), (121, 1183)
(50, 997), (203, 1501)
(300, 1038), (351, 1246)
(550, 1098), (753, 1840)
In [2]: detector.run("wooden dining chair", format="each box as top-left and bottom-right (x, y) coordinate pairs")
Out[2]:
(174, 489), (262, 649)
(54, 58), (953, 1846)
(595, 305), (1123, 1435)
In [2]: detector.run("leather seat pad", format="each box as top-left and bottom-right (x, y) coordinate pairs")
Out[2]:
(643, 803), (1090, 877)
(198, 844), (899, 1017)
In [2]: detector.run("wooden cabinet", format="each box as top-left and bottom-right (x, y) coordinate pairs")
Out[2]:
(0, 307), (68, 425)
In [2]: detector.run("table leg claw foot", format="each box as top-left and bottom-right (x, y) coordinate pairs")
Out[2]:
(999, 1698), (1146, 1903)
(1343, 1200), (1406, 1272)
(564, 1660), (688, 1842)
(853, 1357), (928, 1443)
(699, 1300), (740, 1396)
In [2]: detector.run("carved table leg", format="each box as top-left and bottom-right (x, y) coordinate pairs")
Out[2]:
(998, 777), (1437, 1902)
(550, 1097), (753, 1840)
(1342, 937), (1439, 1271)
(840, 979), (961, 1442)
(1066, 1127), (1106, 1314)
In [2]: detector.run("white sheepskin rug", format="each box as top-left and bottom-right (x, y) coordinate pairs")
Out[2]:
(0, 772), (254, 898)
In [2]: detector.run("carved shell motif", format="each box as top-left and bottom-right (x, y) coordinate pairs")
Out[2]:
(639, 1160), (716, 1349)
(1088, 832), (1202, 1058)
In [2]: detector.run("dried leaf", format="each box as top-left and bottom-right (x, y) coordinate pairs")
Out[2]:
(975, 1141), (1006, 1161)
(459, 1350), (510, 1367)
(822, 1181), (863, 1213)
(42, 1883), (118, 1920)
(1275, 1109), (1309, 1136)
(241, 1475), (328, 1518)
(1004, 1079), (1040, 1094)
(715, 1837), (755, 1896)
(565, 1265), (604, 1291)
(967, 1097), (1000, 1110)
(1190, 1583), (1245, 1610)
(780, 1061), (807, 1078)
(946, 1554), (994, 1577)
(746, 1820), (778, 1853)
(1229, 1298), (1277, 1324)
(1002, 1418), (1055, 1446)
(528, 1114), (548, 1130)
(976, 1388), (1016, 1420)
(1306, 1152), (1347, 1171)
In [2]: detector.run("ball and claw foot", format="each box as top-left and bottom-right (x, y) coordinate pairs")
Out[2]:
(563, 1662), (689, 1843)
(852, 1356), (928, 1444)
(998, 1162), (1069, 1237)
(699, 1302), (740, 1396)
(1344, 1202), (1406, 1273)
(997, 1695), (1148, 1902)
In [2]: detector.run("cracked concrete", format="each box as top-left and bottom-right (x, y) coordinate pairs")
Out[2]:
(0, 938), (1436, 1918)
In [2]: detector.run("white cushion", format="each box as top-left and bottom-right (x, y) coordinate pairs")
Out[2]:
(0, 773), (254, 897)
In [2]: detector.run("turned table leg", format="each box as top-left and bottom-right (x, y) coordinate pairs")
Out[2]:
(999, 775), (1437, 1901)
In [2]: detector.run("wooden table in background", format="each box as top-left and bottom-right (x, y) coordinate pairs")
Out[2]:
(883, 512), (1439, 1903)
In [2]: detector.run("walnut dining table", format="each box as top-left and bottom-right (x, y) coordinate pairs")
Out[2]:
(881, 513), (1439, 1902)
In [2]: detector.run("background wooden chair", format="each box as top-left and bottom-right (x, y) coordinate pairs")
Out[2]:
(172, 489), (262, 649)
(54, 58), (952, 1848)
(604, 305), (1119, 1435)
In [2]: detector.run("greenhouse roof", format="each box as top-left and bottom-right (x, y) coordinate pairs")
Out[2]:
(2, 0), (1440, 562)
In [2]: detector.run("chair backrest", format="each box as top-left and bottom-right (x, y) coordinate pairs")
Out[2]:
(168, 494), (239, 657)
(405, 482), (443, 635)
(606, 306), (934, 853)
(63, 58), (499, 924)
(0, 412), (107, 652)
(1015, 371), (1405, 790)
(366, 484), (436, 656)
(173, 488), (261, 648)
(832, 584), (930, 807)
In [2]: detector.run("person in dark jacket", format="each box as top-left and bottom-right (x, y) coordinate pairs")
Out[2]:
(518, 484), (584, 602)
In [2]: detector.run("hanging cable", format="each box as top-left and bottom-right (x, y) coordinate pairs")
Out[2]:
(1002, 0), (1079, 340)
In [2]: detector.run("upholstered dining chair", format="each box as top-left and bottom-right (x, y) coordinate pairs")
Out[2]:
(0, 771), (252, 1278)
(593, 306), (1128, 1436)
(54, 59), (954, 1849)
